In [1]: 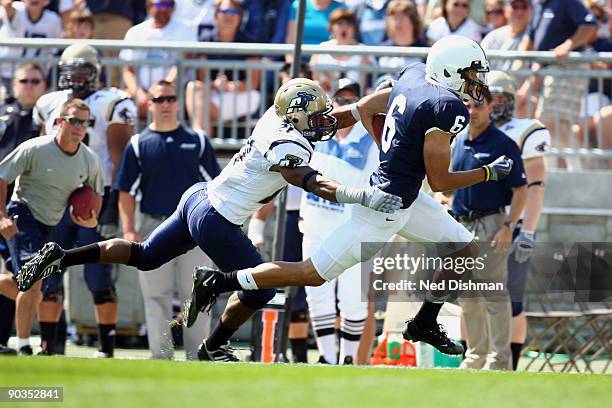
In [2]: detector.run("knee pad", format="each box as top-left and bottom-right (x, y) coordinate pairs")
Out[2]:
(511, 301), (524, 317)
(42, 290), (64, 303)
(290, 310), (308, 323)
(92, 286), (118, 305)
(237, 288), (276, 310)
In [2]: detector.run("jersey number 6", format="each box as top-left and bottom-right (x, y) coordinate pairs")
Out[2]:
(381, 94), (407, 153)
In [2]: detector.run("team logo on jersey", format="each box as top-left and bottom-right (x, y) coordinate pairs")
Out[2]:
(278, 154), (304, 168)
(119, 107), (134, 125)
(473, 152), (491, 160)
(286, 92), (316, 113)
(535, 141), (549, 152)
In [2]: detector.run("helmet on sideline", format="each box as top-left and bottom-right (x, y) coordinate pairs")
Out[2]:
(274, 78), (338, 142)
(488, 70), (517, 122)
(425, 35), (490, 103)
(58, 43), (100, 98)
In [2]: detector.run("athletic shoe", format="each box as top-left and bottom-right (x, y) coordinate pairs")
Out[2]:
(342, 356), (354, 365)
(37, 349), (54, 356)
(183, 266), (219, 328)
(402, 318), (464, 355)
(197, 339), (239, 362)
(93, 351), (113, 358)
(317, 356), (330, 364)
(16, 242), (64, 291)
(18, 345), (33, 355)
(0, 344), (17, 355)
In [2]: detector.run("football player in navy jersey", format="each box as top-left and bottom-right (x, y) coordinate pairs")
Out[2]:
(174, 36), (517, 356)
(16, 78), (402, 362)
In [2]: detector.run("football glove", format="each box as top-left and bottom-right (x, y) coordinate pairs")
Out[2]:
(514, 230), (535, 263)
(336, 181), (403, 214)
(483, 155), (513, 181)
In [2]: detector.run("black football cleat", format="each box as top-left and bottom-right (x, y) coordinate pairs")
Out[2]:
(0, 344), (17, 355)
(17, 242), (65, 292)
(183, 266), (219, 328)
(403, 318), (464, 356)
(197, 339), (239, 362)
(18, 345), (33, 356)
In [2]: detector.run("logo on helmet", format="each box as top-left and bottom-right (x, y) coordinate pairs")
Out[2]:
(286, 92), (317, 114)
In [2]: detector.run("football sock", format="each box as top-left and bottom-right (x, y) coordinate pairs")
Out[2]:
(414, 301), (443, 328)
(511, 342), (523, 371)
(206, 318), (237, 350)
(98, 324), (116, 356)
(236, 269), (258, 290)
(61, 244), (100, 269)
(311, 313), (338, 364)
(39, 322), (58, 354)
(290, 338), (308, 363)
(339, 318), (365, 363)
(212, 271), (243, 294)
(18, 337), (30, 349)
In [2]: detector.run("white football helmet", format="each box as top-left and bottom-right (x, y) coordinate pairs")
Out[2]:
(425, 35), (490, 103)
(59, 43), (101, 98)
(488, 70), (516, 122)
(274, 78), (337, 142)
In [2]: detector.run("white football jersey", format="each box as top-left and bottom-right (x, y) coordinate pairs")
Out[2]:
(299, 122), (379, 239)
(34, 88), (137, 185)
(498, 118), (551, 160)
(207, 106), (314, 225)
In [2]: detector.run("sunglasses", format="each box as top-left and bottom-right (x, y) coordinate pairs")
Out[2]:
(17, 78), (42, 85)
(334, 96), (359, 106)
(151, 1), (174, 8)
(453, 2), (469, 9)
(218, 8), (241, 15)
(63, 116), (90, 127)
(151, 95), (178, 104)
(486, 9), (504, 16)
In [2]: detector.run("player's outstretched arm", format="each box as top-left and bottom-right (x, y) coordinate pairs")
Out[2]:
(278, 165), (402, 213)
(332, 87), (392, 135)
(424, 130), (513, 192)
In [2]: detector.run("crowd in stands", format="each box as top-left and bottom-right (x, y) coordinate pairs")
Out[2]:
(0, 0), (609, 152)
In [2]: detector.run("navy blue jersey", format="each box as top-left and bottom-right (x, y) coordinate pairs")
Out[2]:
(114, 124), (221, 217)
(451, 123), (527, 215)
(370, 63), (469, 208)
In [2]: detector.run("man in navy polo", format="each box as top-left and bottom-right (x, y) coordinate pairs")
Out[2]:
(516, 0), (596, 165)
(115, 80), (221, 360)
(450, 87), (527, 370)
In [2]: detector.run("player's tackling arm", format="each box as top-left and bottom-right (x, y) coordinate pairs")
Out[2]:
(424, 130), (488, 192)
(332, 88), (392, 136)
(277, 165), (339, 202)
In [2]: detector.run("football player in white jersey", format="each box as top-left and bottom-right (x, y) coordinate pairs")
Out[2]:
(33, 43), (136, 357)
(18, 78), (402, 362)
(488, 70), (551, 370)
(299, 79), (379, 365)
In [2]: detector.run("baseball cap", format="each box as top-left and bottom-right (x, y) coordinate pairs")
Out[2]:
(334, 78), (361, 98)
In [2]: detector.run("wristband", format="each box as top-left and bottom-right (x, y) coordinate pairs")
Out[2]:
(482, 166), (491, 182)
(302, 170), (321, 192)
(349, 103), (361, 122)
(503, 220), (516, 230)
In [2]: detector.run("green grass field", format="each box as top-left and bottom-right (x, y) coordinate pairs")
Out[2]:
(1, 357), (609, 408)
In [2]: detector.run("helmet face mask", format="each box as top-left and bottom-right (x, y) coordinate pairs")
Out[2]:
(490, 93), (514, 122)
(274, 78), (338, 142)
(58, 44), (100, 98)
(426, 35), (490, 103)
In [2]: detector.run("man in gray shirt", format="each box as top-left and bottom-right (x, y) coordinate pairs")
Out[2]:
(0, 98), (104, 355)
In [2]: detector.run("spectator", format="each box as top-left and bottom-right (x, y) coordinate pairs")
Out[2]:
(0, 0), (62, 96)
(426, 0), (482, 44)
(378, 0), (427, 74)
(450, 89), (527, 370)
(310, 8), (370, 94)
(0, 63), (45, 356)
(516, 0), (597, 166)
(238, 0), (292, 44)
(120, 0), (196, 118)
(481, 0), (532, 71)
(185, 0), (261, 134)
(86, 0), (141, 40)
(353, 0), (389, 46)
(172, 0), (215, 41)
(286, 0), (346, 54)
(489, 70), (551, 370)
(115, 80), (220, 360)
(423, 0), (487, 28)
(0, 98), (104, 355)
(483, 0), (507, 35)
(300, 78), (378, 365)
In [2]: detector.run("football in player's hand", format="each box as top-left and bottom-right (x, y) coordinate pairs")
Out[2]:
(372, 113), (386, 145)
(69, 186), (100, 220)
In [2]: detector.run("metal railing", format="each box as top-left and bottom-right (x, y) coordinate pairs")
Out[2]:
(1, 39), (611, 166)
